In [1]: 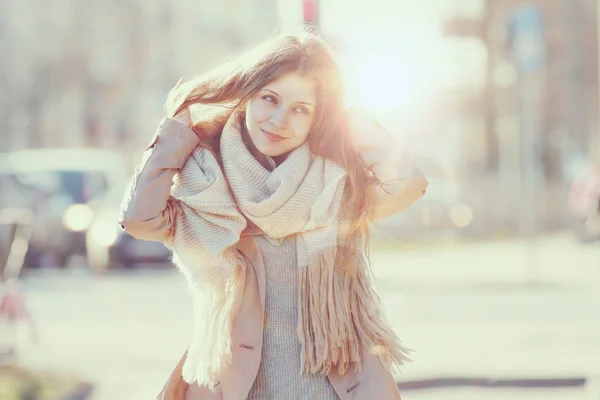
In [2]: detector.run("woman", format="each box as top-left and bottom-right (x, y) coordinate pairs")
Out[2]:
(119, 31), (427, 400)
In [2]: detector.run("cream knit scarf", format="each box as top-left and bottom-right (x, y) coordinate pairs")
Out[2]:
(168, 110), (410, 388)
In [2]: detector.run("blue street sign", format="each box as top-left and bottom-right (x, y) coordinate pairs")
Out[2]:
(508, 4), (546, 72)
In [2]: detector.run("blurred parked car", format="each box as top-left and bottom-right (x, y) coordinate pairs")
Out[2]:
(86, 184), (172, 271)
(0, 148), (127, 268)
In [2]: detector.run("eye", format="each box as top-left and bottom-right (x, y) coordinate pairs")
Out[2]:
(262, 95), (277, 104)
(294, 106), (309, 114)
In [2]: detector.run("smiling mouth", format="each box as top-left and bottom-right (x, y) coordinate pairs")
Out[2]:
(261, 129), (285, 142)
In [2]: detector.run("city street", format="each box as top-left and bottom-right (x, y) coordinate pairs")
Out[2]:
(3, 0), (600, 399)
(12, 233), (600, 399)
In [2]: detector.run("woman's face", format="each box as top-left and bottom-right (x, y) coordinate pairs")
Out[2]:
(245, 72), (317, 160)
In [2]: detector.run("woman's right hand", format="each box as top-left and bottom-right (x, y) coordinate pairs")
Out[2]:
(173, 107), (192, 127)
(167, 78), (192, 127)
(164, 76), (230, 140)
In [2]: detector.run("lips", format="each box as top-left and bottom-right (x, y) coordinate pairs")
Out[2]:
(261, 129), (285, 142)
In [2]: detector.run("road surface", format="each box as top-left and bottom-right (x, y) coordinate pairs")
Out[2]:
(10, 234), (600, 399)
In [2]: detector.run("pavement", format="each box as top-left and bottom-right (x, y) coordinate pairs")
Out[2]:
(6, 232), (600, 400)
(371, 231), (600, 287)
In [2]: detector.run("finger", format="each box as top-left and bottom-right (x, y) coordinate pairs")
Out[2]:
(174, 77), (185, 89)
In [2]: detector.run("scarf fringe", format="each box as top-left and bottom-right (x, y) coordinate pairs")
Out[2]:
(177, 249), (246, 389)
(298, 248), (412, 377)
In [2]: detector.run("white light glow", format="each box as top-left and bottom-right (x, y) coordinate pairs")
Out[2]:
(338, 19), (446, 113)
(62, 204), (95, 232)
(90, 221), (119, 247)
(450, 203), (473, 228)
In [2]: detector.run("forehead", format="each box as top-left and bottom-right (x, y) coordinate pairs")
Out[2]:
(262, 73), (316, 103)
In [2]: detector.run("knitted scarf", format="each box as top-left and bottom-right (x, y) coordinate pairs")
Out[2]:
(168, 110), (410, 388)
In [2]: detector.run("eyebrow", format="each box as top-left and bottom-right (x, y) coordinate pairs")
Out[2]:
(263, 88), (314, 107)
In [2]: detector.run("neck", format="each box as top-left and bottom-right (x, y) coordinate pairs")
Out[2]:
(272, 154), (288, 166)
(240, 122), (268, 169)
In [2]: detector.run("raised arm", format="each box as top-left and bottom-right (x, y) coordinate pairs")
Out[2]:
(118, 118), (199, 241)
(348, 107), (428, 221)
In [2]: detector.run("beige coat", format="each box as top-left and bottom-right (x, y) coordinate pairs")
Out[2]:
(119, 118), (428, 400)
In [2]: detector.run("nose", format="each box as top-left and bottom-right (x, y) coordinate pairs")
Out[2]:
(269, 106), (287, 129)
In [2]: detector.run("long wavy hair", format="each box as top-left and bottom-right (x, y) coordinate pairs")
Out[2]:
(164, 31), (379, 266)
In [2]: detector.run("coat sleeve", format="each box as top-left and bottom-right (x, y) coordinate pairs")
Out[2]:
(118, 118), (199, 242)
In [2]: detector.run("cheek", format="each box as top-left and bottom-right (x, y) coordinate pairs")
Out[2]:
(290, 117), (313, 141)
(249, 100), (271, 125)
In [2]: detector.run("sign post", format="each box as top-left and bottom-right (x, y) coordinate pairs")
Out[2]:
(508, 4), (545, 283)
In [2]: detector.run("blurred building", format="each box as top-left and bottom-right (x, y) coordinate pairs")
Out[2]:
(446, 0), (597, 170)
(1, 0), (598, 237)
(0, 0), (277, 157)
(442, 0), (598, 232)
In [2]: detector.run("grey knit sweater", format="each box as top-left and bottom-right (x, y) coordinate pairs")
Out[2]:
(246, 235), (340, 400)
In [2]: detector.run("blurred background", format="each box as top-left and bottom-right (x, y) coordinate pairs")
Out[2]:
(0, 0), (599, 399)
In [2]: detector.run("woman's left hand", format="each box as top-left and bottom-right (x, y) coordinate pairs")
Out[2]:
(347, 104), (427, 179)
(346, 106), (408, 182)
(346, 106), (391, 150)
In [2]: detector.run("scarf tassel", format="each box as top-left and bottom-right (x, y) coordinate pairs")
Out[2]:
(298, 248), (413, 377)
(178, 249), (246, 389)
